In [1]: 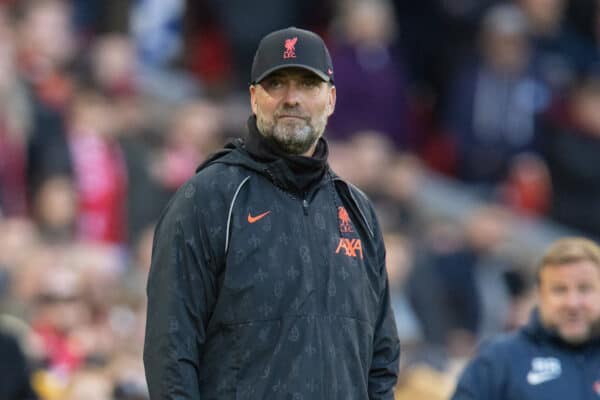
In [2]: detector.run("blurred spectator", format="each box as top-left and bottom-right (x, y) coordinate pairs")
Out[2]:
(499, 152), (551, 215)
(385, 231), (422, 346)
(90, 34), (167, 242)
(152, 99), (225, 193)
(12, 0), (76, 201)
(379, 153), (426, 234)
(0, 217), (40, 309)
(90, 34), (138, 98)
(518, 0), (598, 92)
(204, 0), (330, 88)
(71, 0), (129, 40)
(444, 3), (548, 187)
(336, 131), (395, 194)
(327, 0), (414, 149)
(408, 206), (516, 355)
(0, 328), (37, 399)
(30, 175), (77, 243)
(329, 130), (428, 234)
(67, 87), (127, 245)
(63, 368), (112, 400)
(0, 5), (30, 216)
(407, 216), (463, 349)
(27, 262), (89, 394)
(130, 0), (184, 69)
(540, 72), (600, 239)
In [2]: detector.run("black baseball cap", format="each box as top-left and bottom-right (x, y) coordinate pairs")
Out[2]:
(251, 27), (334, 85)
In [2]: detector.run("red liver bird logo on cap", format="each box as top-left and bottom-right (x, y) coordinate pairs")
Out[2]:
(283, 37), (298, 59)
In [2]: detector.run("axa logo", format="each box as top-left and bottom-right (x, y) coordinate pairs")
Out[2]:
(338, 206), (354, 233)
(336, 238), (363, 259)
(526, 357), (561, 385)
(283, 37), (298, 59)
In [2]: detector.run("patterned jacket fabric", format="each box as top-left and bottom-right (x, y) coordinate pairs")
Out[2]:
(143, 133), (400, 399)
(452, 309), (600, 400)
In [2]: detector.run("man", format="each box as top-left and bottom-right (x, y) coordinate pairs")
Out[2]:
(144, 27), (400, 399)
(451, 237), (600, 399)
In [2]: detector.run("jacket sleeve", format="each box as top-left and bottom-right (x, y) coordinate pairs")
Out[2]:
(367, 207), (401, 400)
(143, 180), (223, 399)
(450, 341), (506, 400)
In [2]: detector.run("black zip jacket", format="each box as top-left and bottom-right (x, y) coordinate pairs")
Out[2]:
(144, 133), (400, 399)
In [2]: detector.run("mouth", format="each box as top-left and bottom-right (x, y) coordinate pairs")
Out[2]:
(278, 116), (305, 121)
(276, 114), (307, 120)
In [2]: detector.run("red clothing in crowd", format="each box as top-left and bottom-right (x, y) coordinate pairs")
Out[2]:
(69, 133), (127, 244)
(0, 120), (27, 216)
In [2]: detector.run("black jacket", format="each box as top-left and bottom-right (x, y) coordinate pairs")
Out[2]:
(452, 309), (600, 400)
(144, 137), (400, 399)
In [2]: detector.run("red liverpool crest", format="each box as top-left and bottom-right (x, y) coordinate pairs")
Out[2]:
(338, 206), (354, 233)
(283, 37), (298, 59)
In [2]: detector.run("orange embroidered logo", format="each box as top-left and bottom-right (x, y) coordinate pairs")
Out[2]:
(283, 37), (298, 59)
(247, 211), (271, 224)
(338, 206), (353, 233)
(335, 238), (363, 259)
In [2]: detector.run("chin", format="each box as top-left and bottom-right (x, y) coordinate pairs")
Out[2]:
(559, 328), (590, 345)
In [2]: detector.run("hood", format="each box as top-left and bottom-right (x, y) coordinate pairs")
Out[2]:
(196, 138), (264, 175)
(196, 117), (333, 196)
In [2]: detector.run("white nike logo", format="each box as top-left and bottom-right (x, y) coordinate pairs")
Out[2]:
(527, 371), (560, 385)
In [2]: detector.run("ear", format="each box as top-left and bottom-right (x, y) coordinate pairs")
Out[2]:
(327, 85), (336, 116)
(249, 85), (258, 115)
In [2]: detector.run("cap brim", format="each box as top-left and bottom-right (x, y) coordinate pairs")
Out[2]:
(252, 64), (331, 84)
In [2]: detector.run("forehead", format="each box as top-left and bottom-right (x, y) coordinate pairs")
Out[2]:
(261, 67), (324, 81)
(539, 260), (600, 284)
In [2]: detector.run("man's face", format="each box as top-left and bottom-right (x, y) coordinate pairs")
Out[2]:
(538, 260), (600, 344)
(250, 67), (336, 156)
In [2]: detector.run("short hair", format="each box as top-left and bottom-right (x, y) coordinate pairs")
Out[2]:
(536, 237), (600, 282)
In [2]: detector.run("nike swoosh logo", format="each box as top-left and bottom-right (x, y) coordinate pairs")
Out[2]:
(247, 211), (271, 224)
(527, 371), (559, 385)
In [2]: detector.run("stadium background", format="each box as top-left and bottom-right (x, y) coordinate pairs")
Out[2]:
(0, 0), (599, 398)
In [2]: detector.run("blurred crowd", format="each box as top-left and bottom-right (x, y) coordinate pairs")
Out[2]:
(1, 0), (600, 399)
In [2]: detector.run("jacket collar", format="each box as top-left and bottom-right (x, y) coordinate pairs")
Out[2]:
(242, 115), (330, 195)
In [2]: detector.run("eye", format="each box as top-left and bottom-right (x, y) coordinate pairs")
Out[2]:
(301, 78), (321, 88)
(262, 77), (283, 90)
(578, 283), (594, 293)
(550, 285), (567, 295)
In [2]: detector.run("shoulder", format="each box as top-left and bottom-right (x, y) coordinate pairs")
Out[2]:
(156, 161), (253, 232)
(476, 330), (528, 361)
(454, 331), (526, 380)
(333, 177), (378, 232)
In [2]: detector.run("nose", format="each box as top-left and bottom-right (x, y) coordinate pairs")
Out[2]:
(565, 291), (583, 309)
(282, 82), (301, 106)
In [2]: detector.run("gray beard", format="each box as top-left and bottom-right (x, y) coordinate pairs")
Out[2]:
(257, 115), (325, 155)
